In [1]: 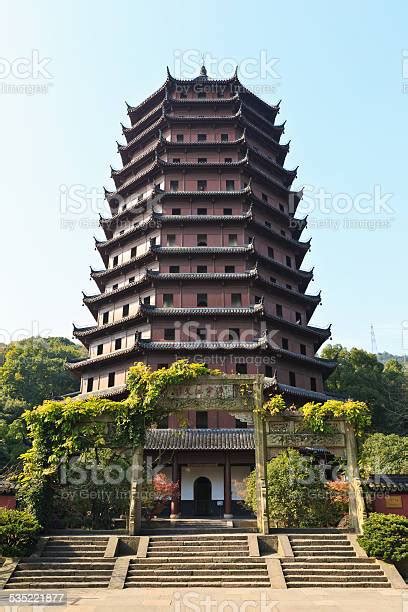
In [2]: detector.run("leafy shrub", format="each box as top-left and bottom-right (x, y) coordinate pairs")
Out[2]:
(245, 449), (347, 528)
(358, 513), (408, 562)
(0, 508), (41, 558)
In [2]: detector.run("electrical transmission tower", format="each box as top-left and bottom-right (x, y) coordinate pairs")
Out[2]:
(370, 324), (378, 354)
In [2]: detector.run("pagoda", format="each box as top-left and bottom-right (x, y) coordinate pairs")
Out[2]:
(68, 65), (336, 517)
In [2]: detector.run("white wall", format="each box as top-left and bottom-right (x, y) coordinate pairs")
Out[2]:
(181, 465), (223, 500)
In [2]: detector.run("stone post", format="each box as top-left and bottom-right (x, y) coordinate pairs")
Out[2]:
(128, 446), (144, 535)
(170, 453), (181, 518)
(345, 423), (366, 534)
(253, 376), (269, 534)
(223, 453), (233, 518)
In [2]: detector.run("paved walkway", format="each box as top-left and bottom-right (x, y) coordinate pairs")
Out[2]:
(1, 587), (406, 612)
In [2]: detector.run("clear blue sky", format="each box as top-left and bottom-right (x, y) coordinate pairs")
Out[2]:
(1, 0), (407, 354)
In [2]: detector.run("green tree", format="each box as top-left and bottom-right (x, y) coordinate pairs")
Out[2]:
(0, 337), (86, 407)
(321, 344), (408, 434)
(245, 449), (344, 528)
(359, 433), (408, 477)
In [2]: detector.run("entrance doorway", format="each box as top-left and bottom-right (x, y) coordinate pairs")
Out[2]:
(193, 476), (212, 516)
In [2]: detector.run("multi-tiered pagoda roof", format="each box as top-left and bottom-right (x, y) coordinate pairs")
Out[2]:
(69, 65), (335, 402)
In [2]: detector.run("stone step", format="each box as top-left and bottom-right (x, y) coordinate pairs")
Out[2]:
(128, 568), (268, 576)
(284, 557), (376, 564)
(20, 557), (114, 564)
(293, 551), (356, 558)
(46, 537), (109, 542)
(125, 581), (271, 588)
(285, 571), (387, 584)
(43, 545), (109, 549)
(148, 535), (248, 541)
(130, 562), (265, 570)
(283, 569), (385, 578)
(4, 581), (109, 589)
(289, 536), (350, 546)
(289, 534), (348, 540)
(7, 574), (111, 583)
(13, 569), (113, 577)
(147, 545), (249, 553)
(132, 556), (265, 565)
(146, 550), (248, 558)
(282, 563), (380, 571)
(18, 562), (115, 571)
(292, 547), (354, 553)
(286, 580), (391, 588)
(39, 551), (107, 558)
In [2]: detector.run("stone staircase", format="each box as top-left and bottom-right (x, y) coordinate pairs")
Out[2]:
(125, 534), (270, 588)
(141, 518), (255, 535)
(4, 536), (114, 589)
(281, 533), (390, 588)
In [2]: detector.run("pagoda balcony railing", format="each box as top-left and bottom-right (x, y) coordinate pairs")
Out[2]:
(67, 335), (337, 373)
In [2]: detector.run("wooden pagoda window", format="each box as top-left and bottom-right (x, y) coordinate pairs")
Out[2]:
(143, 296), (151, 305)
(114, 338), (122, 350)
(228, 328), (240, 341)
(170, 180), (179, 192)
(196, 411), (208, 428)
(163, 294), (174, 308)
(97, 344), (103, 355)
(122, 304), (129, 317)
(197, 180), (207, 191)
(171, 208), (181, 215)
(221, 133), (229, 142)
(300, 343), (307, 355)
(167, 234), (176, 246)
(164, 328), (175, 341)
(173, 158), (181, 163)
(108, 372), (115, 388)
(296, 312), (302, 325)
(268, 247), (274, 259)
(169, 265), (180, 273)
(235, 418), (247, 429)
(112, 255), (118, 267)
(289, 371), (296, 386)
(198, 158), (207, 163)
(225, 157), (232, 163)
(231, 293), (242, 307)
(131, 246), (137, 258)
(225, 265), (235, 273)
(102, 312), (109, 324)
(236, 363), (247, 374)
(310, 377), (317, 391)
(282, 337), (289, 350)
(176, 134), (184, 142)
(197, 133), (207, 142)
(196, 328), (207, 341)
(276, 304), (283, 317)
(197, 234), (207, 246)
(226, 180), (235, 191)
(197, 208), (207, 215)
(86, 377), (94, 392)
(197, 293), (208, 307)
(129, 276), (135, 284)
(197, 265), (207, 273)
(228, 234), (238, 246)
(286, 256), (292, 267)
(223, 208), (232, 215)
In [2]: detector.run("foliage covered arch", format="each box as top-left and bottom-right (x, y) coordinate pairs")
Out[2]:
(19, 360), (214, 525)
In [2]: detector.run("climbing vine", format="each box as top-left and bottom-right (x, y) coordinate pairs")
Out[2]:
(19, 360), (215, 525)
(257, 395), (371, 435)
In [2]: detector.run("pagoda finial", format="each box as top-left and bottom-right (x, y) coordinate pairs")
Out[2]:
(200, 61), (207, 78)
(166, 66), (173, 81)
